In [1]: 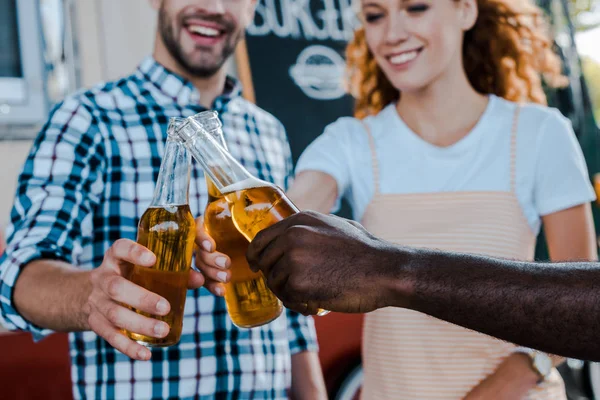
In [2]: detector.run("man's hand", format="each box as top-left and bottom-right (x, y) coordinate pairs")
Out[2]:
(85, 239), (205, 361)
(463, 354), (539, 400)
(246, 211), (409, 315)
(193, 216), (232, 297)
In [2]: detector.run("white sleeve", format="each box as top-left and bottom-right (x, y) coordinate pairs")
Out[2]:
(533, 110), (596, 216)
(295, 118), (359, 212)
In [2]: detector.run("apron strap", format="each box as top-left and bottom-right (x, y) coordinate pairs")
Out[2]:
(510, 105), (521, 194)
(361, 120), (381, 195)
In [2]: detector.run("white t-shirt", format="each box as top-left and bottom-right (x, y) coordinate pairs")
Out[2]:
(296, 95), (596, 234)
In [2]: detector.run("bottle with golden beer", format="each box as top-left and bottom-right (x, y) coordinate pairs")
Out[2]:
(195, 111), (282, 328)
(123, 118), (196, 346)
(177, 116), (328, 316)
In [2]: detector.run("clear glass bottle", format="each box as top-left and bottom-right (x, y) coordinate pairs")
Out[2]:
(195, 111), (283, 328)
(123, 118), (196, 346)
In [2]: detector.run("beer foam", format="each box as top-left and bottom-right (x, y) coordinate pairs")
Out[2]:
(221, 178), (269, 194)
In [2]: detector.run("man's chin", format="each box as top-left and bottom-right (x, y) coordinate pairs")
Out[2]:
(179, 49), (229, 74)
(178, 58), (224, 79)
(185, 65), (220, 78)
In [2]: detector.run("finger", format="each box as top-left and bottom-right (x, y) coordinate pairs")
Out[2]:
(88, 312), (151, 361)
(247, 214), (303, 266)
(195, 261), (230, 284)
(102, 276), (170, 316)
(247, 229), (287, 274)
(107, 239), (156, 267)
(188, 269), (206, 290)
(205, 281), (225, 297)
(263, 257), (292, 301)
(195, 216), (216, 253)
(196, 247), (231, 270)
(248, 211), (328, 266)
(248, 224), (314, 275)
(95, 299), (170, 339)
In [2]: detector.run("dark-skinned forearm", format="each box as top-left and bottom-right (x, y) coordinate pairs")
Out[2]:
(386, 247), (600, 361)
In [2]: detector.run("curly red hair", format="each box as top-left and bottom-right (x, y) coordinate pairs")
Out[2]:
(346, 0), (567, 119)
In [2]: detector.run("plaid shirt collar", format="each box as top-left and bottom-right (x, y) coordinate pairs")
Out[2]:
(136, 56), (243, 108)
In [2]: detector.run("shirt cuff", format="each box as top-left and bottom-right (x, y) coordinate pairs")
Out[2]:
(0, 246), (61, 341)
(537, 192), (596, 217)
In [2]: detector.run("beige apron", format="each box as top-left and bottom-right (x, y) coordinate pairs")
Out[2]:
(360, 106), (566, 399)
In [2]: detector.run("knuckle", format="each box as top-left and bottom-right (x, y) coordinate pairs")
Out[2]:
(138, 290), (155, 310)
(287, 248), (304, 267)
(303, 210), (319, 218)
(199, 251), (213, 266)
(87, 313), (97, 330)
(288, 276), (307, 294)
(89, 290), (103, 307)
(299, 210), (320, 224)
(285, 225), (313, 243)
(110, 239), (126, 256)
(114, 238), (129, 249)
(108, 331), (122, 347)
(129, 244), (144, 261)
(107, 239), (130, 261)
(105, 305), (121, 325)
(106, 277), (123, 299)
(266, 264), (281, 285)
(281, 252), (294, 269)
(124, 341), (140, 357)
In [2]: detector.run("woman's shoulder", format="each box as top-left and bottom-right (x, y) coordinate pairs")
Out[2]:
(323, 115), (365, 135)
(492, 95), (570, 129)
(322, 104), (397, 139)
(493, 97), (583, 178)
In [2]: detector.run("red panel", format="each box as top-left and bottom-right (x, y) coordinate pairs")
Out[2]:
(314, 312), (364, 392)
(0, 332), (73, 400)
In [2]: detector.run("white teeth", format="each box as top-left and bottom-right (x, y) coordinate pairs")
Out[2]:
(390, 51), (419, 65)
(188, 25), (220, 37)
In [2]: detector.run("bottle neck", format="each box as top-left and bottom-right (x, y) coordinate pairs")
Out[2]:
(178, 118), (254, 194)
(204, 127), (228, 200)
(151, 136), (191, 206)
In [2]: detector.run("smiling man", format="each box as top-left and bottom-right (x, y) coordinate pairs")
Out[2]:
(0, 1), (325, 399)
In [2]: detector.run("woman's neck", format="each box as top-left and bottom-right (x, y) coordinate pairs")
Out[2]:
(396, 69), (489, 148)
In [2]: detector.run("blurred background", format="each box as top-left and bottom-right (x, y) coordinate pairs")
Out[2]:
(1, 0), (600, 399)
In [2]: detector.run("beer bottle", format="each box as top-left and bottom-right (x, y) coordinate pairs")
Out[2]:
(177, 115), (328, 317)
(195, 111), (282, 328)
(123, 118), (196, 346)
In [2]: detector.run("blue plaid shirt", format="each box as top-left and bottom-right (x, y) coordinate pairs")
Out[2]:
(0, 57), (317, 399)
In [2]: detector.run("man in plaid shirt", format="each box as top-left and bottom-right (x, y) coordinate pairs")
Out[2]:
(0, 1), (326, 399)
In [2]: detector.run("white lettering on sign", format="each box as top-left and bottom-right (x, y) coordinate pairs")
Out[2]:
(248, 0), (358, 42)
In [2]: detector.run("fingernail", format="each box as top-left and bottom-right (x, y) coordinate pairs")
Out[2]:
(215, 257), (228, 269)
(215, 286), (224, 296)
(154, 323), (168, 337)
(156, 299), (169, 314)
(138, 348), (150, 360)
(202, 240), (212, 252)
(217, 271), (228, 283)
(141, 252), (154, 264)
